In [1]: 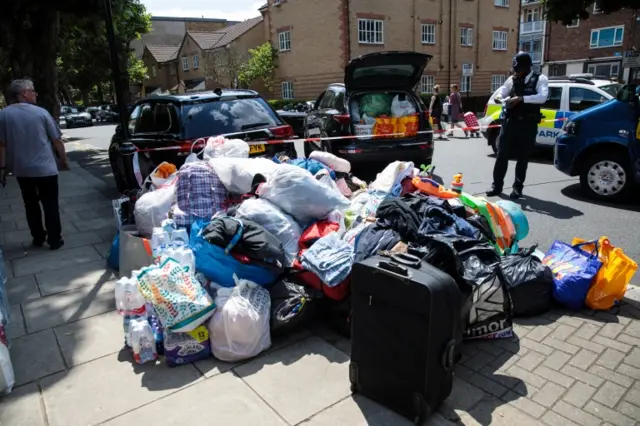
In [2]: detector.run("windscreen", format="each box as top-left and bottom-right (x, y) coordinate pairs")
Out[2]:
(598, 83), (622, 97)
(183, 97), (282, 139)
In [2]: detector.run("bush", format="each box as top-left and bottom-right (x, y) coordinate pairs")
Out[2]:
(268, 99), (313, 110)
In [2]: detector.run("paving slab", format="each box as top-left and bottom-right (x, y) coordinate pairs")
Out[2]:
(6, 304), (26, 340)
(93, 241), (112, 259)
(234, 335), (351, 425)
(300, 395), (415, 425)
(54, 310), (124, 367)
(18, 230), (101, 253)
(40, 353), (202, 426)
(457, 395), (543, 425)
(104, 372), (286, 426)
(59, 199), (114, 213)
(22, 280), (116, 333)
(6, 275), (41, 304)
(36, 259), (116, 296)
(0, 383), (47, 426)
(12, 246), (102, 277)
(74, 217), (116, 232)
(10, 329), (66, 386)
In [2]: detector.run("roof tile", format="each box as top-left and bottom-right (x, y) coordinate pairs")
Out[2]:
(146, 44), (181, 63)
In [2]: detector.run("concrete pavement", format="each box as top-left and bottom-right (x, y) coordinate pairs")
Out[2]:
(1, 141), (638, 425)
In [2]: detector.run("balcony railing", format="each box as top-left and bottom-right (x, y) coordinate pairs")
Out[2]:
(521, 0), (541, 5)
(520, 20), (544, 34)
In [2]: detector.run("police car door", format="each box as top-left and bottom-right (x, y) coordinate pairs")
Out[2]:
(537, 86), (564, 146)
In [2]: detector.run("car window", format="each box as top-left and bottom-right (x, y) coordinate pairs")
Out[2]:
(183, 97), (282, 140)
(133, 104), (155, 134)
(128, 105), (142, 135)
(333, 91), (345, 111)
(543, 86), (562, 110)
(319, 91), (336, 109)
(597, 83), (622, 98)
(153, 103), (180, 133)
(569, 87), (607, 112)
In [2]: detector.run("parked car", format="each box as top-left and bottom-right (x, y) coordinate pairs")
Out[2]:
(303, 51), (434, 168)
(555, 84), (639, 201)
(61, 106), (93, 128)
(277, 103), (310, 138)
(481, 74), (622, 153)
(98, 105), (120, 122)
(86, 106), (100, 120)
(109, 89), (294, 193)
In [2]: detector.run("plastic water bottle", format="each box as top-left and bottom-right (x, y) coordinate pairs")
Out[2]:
(115, 277), (146, 316)
(171, 228), (189, 246)
(129, 317), (158, 364)
(151, 228), (170, 262)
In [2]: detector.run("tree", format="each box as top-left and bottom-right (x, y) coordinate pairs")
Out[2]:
(238, 42), (278, 92)
(543, 0), (636, 25)
(205, 47), (248, 88)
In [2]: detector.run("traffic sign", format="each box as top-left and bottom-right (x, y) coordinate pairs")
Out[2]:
(622, 51), (640, 68)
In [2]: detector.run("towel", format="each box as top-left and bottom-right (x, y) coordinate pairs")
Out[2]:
(300, 232), (355, 287)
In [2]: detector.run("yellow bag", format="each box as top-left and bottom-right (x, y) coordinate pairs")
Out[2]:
(572, 237), (638, 310)
(397, 114), (419, 137)
(374, 116), (398, 136)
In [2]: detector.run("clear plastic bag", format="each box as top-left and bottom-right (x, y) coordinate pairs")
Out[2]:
(208, 276), (271, 362)
(203, 136), (250, 159)
(234, 198), (302, 265)
(258, 163), (350, 226)
(208, 157), (279, 194)
(391, 94), (416, 117)
(134, 184), (176, 238)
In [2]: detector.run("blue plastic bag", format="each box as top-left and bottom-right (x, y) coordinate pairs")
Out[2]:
(543, 240), (603, 310)
(189, 220), (277, 288)
(107, 233), (120, 271)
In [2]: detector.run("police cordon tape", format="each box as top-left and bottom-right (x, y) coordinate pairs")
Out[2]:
(129, 117), (568, 154)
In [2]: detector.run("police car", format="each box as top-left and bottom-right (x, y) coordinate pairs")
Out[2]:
(481, 74), (622, 153)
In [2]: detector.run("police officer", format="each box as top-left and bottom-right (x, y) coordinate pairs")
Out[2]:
(487, 52), (549, 199)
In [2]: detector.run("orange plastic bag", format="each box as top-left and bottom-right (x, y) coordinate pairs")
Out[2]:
(572, 237), (638, 310)
(374, 116), (398, 136)
(397, 114), (419, 137)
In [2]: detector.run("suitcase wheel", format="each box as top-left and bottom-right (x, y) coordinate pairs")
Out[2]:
(349, 362), (359, 394)
(413, 393), (431, 426)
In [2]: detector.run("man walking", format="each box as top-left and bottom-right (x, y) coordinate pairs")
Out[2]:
(0, 79), (68, 250)
(487, 52), (549, 199)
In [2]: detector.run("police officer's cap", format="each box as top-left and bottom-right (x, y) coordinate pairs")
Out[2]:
(512, 52), (533, 72)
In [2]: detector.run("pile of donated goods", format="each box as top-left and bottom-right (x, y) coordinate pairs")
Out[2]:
(3, 134), (634, 396)
(350, 92), (420, 138)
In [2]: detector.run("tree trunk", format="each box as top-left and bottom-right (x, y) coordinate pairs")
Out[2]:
(81, 90), (90, 106)
(97, 84), (104, 103)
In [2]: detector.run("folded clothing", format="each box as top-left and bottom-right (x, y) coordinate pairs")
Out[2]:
(300, 232), (355, 287)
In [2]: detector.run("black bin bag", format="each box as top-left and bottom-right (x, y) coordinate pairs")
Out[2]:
(268, 278), (318, 337)
(499, 245), (554, 317)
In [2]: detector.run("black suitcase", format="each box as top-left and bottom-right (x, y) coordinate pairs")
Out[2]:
(349, 253), (462, 425)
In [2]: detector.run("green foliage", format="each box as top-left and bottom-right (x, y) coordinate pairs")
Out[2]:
(128, 53), (148, 84)
(543, 0), (630, 25)
(238, 42), (278, 91)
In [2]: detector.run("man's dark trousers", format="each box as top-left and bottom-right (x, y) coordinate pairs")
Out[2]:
(492, 115), (538, 191)
(16, 175), (62, 245)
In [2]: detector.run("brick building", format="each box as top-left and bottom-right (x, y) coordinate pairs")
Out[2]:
(141, 45), (181, 95)
(542, 4), (640, 83)
(518, 0), (546, 72)
(260, 0), (521, 100)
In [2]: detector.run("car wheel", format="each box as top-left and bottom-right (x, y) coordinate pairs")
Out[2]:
(487, 127), (499, 154)
(66, 123), (73, 129)
(579, 152), (631, 201)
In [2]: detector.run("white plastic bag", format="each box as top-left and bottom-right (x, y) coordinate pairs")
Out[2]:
(149, 162), (178, 188)
(234, 198), (302, 265)
(259, 163), (350, 225)
(369, 161), (414, 194)
(203, 136), (249, 159)
(208, 276), (271, 362)
(208, 157), (279, 194)
(134, 184), (176, 238)
(309, 151), (351, 173)
(0, 335), (14, 395)
(315, 169), (342, 195)
(391, 94), (416, 117)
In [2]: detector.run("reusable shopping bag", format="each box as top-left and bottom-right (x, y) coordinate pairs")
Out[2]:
(136, 257), (216, 332)
(374, 116), (398, 136)
(542, 240), (603, 310)
(572, 237), (638, 310)
(396, 114), (419, 137)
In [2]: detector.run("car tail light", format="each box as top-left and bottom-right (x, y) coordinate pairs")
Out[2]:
(333, 114), (351, 126)
(271, 125), (294, 138)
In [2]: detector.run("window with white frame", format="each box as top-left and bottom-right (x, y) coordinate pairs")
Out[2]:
(421, 24), (435, 45)
(494, 0), (508, 7)
(567, 19), (579, 28)
(181, 56), (189, 71)
(420, 75), (435, 93)
(358, 18), (384, 44)
(278, 31), (291, 51)
(593, 1), (603, 14)
(193, 55), (199, 69)
(524, 7), (541, 22)
(587, 62), (620, 78)
(461, 64), (472, 93)
(492, 31), (508, 50)
(460, 27), (473, 46)
(491, 75), (506, 92)
(281, 81), (294, 99)
(590, 26), (624, 49)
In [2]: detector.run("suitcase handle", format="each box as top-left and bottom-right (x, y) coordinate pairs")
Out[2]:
(442, 339), (456, 371)
(377, 260), (409, 277)
(390, 253), (422, 268)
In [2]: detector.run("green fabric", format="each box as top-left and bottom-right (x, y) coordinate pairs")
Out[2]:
(359, 93), (393, 117)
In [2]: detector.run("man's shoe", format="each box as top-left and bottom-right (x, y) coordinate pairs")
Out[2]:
(32, 239), (45, 248)
(510, 188), (523, 199)
(486, 186), (502, 197)
(49, 240), (65, 251)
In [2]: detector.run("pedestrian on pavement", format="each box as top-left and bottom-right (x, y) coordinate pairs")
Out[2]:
(0, 79), (68, 250)
(446, 84), (469, 138)
(429, 85), (446, 140)
(486, 52), (549, 199)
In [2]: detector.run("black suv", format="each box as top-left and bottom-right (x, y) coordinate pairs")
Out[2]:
(304, 51), (434, 168)
(109, 89), (294, 193)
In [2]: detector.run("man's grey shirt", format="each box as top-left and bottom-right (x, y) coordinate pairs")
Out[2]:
(0, 103), (61, 177)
